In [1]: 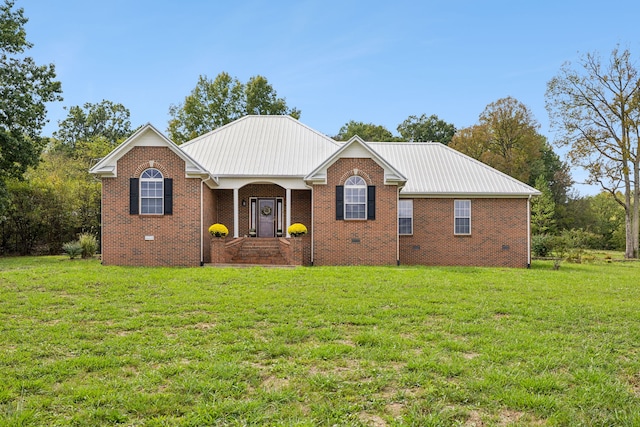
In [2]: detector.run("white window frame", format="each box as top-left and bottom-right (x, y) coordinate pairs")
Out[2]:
(454, 199), (471, 235)
(140, 168), (164, 215)
(344, 176), (367, 220)
(398, 199), (413, 235)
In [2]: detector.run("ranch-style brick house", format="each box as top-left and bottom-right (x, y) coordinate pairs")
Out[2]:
(90, 115), (540, 268)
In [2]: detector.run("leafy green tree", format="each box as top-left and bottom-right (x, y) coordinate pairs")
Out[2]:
(397, 114), (456, 144)
(0, 0), (62, 208)
(449, 124), (491, 160)
(478, 97), (546, 183)
(546, 47), (640, 258)
(53, 100), (131, 151)
(0, 150), (100, 255)
(530, 175), (556, 235)
(334, 120), (398, 142)
(168, 72), (300, 144)
(2, 179), (44, 254)
(588, 192), (625, 250)
(531, 142), (573, 205)
(245, 75), (301, 118)
(558, 194), (594, 232)
(450, 97), (549, 184)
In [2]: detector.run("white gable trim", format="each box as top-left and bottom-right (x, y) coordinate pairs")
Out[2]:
(89, 123), (218, 188)
(304, 135), (407, 186)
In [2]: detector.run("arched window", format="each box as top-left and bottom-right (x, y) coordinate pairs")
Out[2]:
(140, 168), (164, 214)
(344, 175), (367, 219)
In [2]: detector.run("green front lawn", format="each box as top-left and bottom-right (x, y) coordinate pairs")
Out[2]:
(1, 257), (639, 426)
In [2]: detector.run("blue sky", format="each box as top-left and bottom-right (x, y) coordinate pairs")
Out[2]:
(23, 0), (640, 195)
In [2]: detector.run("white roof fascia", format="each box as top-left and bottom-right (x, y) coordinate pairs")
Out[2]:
(305, 135), (407, 185)
(89, 123), (218, 187)
(399, 191), (541, 198)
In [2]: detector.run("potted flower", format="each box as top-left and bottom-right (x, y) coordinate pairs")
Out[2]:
(208, 223), (229, 238)
(287, 223), (307, 237)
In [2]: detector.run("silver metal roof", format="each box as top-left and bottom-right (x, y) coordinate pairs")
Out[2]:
(177, 116), (538, 196)
(181, 115), (340, 177)
(369, 142), (540, 196)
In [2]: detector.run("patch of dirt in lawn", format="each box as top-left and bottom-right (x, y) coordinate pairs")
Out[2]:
(386, 402), (404, 417)
(498, 410), (523, 425)
(193, 322), (216, 330)
(498, 410), (546, 426)
(628, 372), (640, 396)
(261, 375), (290, 391)
(464, 410), (485, 426)
(358, 411), (387, 427)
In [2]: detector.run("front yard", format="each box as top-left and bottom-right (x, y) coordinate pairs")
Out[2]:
(1, 257), (638, 426)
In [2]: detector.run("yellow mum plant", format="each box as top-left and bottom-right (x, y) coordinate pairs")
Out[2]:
(287, 223), (307, 237)
(208, 223), (229, 238)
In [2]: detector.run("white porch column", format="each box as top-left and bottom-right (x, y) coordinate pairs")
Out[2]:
(233, 188), (239, 238)
(286, 188), (292, 237)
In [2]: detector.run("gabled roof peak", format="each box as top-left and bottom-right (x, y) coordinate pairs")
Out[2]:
(182, 115), (339, 149)
(305, 135), (407, 186)
(89, 123), (216, 186)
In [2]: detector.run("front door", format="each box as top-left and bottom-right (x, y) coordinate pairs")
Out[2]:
(257, 199), (275, 237)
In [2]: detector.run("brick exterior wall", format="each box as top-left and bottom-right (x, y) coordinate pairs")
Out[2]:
(101, 146), (202, 266)
(399, 198), (530, 268)
(101, 148), (530, 268)
(312, 158), (398, 266)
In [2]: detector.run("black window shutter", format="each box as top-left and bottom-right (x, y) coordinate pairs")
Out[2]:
(129, 178), (139, 215)
(367, 186), (376, 220)
(164, 178), (173, 215)
(336, 185), (344, 220)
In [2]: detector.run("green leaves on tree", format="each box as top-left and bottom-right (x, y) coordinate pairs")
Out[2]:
(53, 100), (132, 152)
(167, 72), (301, 144)
(0, 0), (62, 211)
(397, 114), (456, 144)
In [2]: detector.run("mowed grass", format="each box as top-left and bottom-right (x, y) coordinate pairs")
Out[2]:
(1, 257), (639, 426)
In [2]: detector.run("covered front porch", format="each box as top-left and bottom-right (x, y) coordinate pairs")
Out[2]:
(206, 180), (312, 265)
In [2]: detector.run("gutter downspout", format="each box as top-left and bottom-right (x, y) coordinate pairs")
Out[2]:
(305, 183), (314, 265)
(397, 187), (400, 266)
(100, 179), (104, 264)
(527, 195), (531, 268)
(200, 181), (204, 266)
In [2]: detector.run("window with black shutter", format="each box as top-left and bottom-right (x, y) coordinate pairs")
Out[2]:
(129, 178), (139, 214)
(336, 185), (344, 220)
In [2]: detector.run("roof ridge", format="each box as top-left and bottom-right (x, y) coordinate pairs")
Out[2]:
(181, 115), (340, 148)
